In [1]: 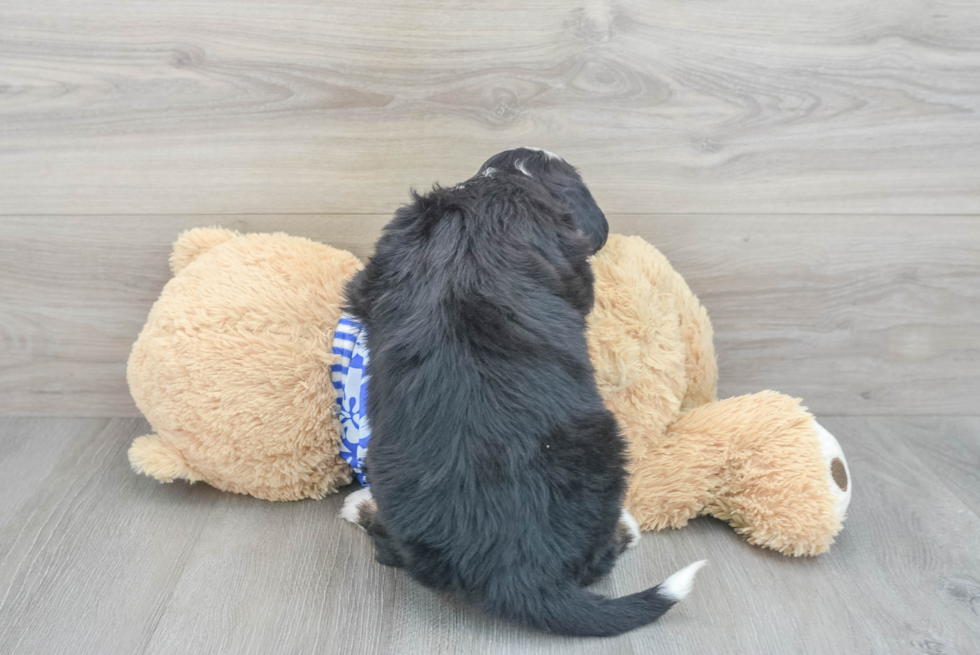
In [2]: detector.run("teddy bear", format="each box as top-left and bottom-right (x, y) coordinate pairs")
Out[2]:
(127, 228), (851, 556)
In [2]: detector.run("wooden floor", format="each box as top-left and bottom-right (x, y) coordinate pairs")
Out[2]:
(2, 0), (980, 652)
(0, 416), (978, 654)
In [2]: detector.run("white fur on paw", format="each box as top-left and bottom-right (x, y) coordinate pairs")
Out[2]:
(340, 487), (373, 527)
(620, 508), (642, 549)
(660, 560), (707, 601)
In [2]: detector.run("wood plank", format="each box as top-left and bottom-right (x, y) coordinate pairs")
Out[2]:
(1, 0), (979, 215)
(2, 215), (978, 416)
(630, 216), (980, 417)
(1, 417), (979, 653)
(0, 419), (82, 528)
(0, 418), (222, 654)
(897, 417), (980, 518)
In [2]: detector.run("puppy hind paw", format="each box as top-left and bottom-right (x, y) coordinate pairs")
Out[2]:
(340, 487), (375, 529)
(618, 508), (642, 550)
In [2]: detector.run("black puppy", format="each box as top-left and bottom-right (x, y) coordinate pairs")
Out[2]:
(340, 148), (704, 637)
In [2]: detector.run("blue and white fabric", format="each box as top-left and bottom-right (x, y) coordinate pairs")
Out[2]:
(331, 313), (372, 486)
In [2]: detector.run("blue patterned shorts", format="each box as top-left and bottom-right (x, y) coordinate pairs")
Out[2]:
(331, 314), (372, 486)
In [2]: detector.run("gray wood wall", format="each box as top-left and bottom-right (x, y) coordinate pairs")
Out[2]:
(2, 0), (979, 417)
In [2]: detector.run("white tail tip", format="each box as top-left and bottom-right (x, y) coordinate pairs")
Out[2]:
(659, 560), (708, 601)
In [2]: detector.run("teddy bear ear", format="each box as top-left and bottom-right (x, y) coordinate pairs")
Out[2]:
(169, 227), (239, 275)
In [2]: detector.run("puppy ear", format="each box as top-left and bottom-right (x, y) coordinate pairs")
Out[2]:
(555, 227), (597, 315)
(559, 180), (608, 254)
(525, 226), (596, 317)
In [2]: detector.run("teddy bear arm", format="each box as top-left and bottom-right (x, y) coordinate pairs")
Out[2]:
(588, 234), (716, 413)
(639, 241), (718, 410)
(675, 295), (718, 411)
(655, 392), (846, 556)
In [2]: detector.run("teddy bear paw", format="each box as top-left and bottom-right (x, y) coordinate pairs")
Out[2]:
(812, 420), (852, 521)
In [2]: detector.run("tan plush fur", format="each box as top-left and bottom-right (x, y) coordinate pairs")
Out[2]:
(128, 229), (845, 554)
(644, 392), (842, 556)
(588, 235), (841, 555)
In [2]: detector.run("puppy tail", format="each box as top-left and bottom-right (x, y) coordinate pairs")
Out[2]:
(495, 560), (706, 638)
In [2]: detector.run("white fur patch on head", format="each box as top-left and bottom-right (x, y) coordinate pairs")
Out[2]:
(515, 160), (531, 177)
(340, 487), (374, 528)
(659, 560), (707, 602)
(483, 167), (496, 178)
(619, 508), (641, 549)
(521, 146), (560, 160)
